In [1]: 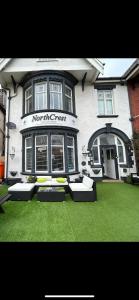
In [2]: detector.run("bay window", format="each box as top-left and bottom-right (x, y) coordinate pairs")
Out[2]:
(25, 137), (32, 171)
(23, 71), (77, 116)
(23, 131), (78, 174)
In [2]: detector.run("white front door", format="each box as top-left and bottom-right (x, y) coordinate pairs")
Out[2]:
(103, 148), (116, 179)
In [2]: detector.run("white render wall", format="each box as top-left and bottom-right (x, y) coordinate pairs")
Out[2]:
(5, 82), (136, 181)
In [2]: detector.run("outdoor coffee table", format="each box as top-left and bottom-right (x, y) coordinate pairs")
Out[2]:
(37, 186), (65, 202)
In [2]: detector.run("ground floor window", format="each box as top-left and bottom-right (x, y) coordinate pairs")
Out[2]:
(23, 129), (78, 174)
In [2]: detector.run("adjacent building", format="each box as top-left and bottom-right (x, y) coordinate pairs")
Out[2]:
(0, 58), (136, 182)
(123, 59), (139, 172)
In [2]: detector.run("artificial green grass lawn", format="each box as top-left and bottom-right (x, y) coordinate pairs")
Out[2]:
(0, 182), (139, 241)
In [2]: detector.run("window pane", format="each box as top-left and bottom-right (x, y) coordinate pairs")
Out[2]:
(98, 91), (104, 100)
(26, 137), (32, 147)
(67, 148), (75, 171)
(50, 82), (62, 92)
(106, 99), (113, 114)
(105, 91), (112, 98)
(67, 136), (74, 146)
(92, 146), (99, 163)
(65, 95), (72, 112)
(51, 135), (63, 145)
(36, 83), (46, 93)
(26, 148), (32, 170)
(50, 92), (62, 109)
(117, 138), (122, 145)
(25, 86), (32, 113)
(52, 146), (64, 171)
(28, 97), (33, 113)
(118, 146), (124, 163)
(106, 149), (110, 160)
(65, 85), (72, 97)
(36, 135), (47, 146)
(98, 99), (105, 114)
(36, 147), (48, 171)
(25, 86), (32, 99)
(35, 83), (47, 110)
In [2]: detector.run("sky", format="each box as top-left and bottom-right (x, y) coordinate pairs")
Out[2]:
(99, 58), (136, 77)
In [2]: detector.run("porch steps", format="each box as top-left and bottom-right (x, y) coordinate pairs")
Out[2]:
(102, 179), (124, 183)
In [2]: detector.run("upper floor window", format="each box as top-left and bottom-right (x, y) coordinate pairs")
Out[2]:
(50, 82), (62, 110)
(23, 71), (77, 116)
(35, 82), (47, 110)
(25, 86), (33, 114)
(98, 90), (114, 115)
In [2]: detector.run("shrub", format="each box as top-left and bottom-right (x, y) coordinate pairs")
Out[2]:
(126, 174), (132, 184)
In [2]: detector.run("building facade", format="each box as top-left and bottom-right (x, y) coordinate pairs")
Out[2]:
(123, 59), (139, 172)
(0, 58), (136, 182)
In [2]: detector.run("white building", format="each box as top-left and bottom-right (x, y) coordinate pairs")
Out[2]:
(0, 58), (136, 182)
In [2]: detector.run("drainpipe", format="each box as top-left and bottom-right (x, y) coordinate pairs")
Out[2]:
(4, 87), (17, 182)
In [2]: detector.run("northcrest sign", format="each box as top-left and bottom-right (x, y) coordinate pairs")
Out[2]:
(32, 113), (66, 122)
(22, 111), (78, 130)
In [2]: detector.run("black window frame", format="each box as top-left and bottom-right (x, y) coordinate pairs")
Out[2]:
(21, 128), (79, 176)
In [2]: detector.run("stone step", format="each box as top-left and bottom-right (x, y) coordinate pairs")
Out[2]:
(102, 179), (124, 183)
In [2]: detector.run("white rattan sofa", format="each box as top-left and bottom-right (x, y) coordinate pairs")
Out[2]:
(69, 175), (97, 202)
(8, 183), (35, 200)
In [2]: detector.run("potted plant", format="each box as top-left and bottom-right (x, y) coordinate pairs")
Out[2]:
(10, 171), (17, 177)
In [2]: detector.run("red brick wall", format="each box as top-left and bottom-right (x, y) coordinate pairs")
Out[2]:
(128, 82), (139, 133)
(128, 81), (139, 171)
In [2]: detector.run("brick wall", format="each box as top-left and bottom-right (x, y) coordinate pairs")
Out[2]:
(128, 82), (139, 132)
(128, 81), (139, 171)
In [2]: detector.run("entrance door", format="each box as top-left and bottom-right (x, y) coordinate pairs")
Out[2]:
(100, 145), (119, 179)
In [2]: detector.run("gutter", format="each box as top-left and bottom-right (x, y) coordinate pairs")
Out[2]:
(3, 87), (17, 181)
